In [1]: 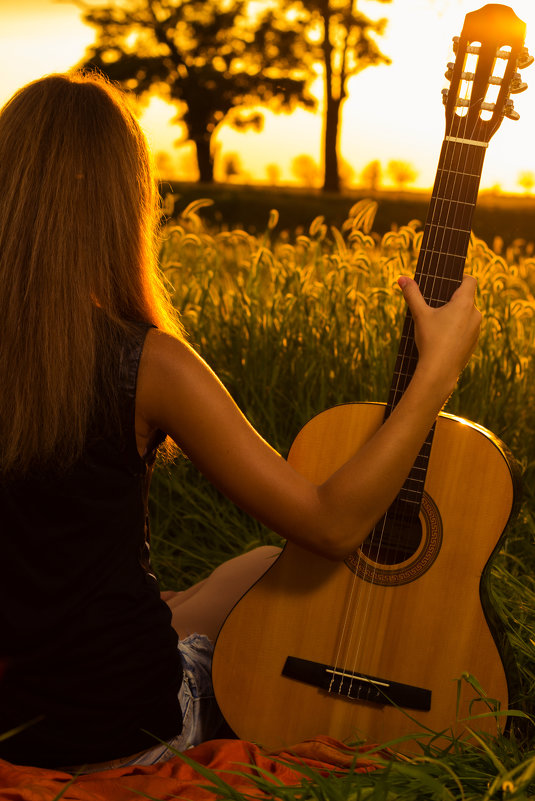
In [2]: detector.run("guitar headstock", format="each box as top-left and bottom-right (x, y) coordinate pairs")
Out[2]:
(442, 4), (531, 144)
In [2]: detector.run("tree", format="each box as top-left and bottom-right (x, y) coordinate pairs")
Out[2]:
(291, 154), (322, 188)
(288, 0), (391, 193)
(361, 159), (382, 192)
(265, 163), (281, 186)
(221, 152), (243, 183)
(72, 0), (315, 183)
(387, 159), (418, 190)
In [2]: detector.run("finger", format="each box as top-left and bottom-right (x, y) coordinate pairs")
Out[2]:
(453, 273), (478, 302)
(398, 276), (428, 317)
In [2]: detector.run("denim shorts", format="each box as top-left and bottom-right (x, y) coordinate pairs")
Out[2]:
(66, 633), (224, 774)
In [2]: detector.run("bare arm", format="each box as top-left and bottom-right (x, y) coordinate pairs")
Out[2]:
(136, 275), (480, 559)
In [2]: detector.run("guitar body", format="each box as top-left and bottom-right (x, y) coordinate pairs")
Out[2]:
(213, 403), (519, 749)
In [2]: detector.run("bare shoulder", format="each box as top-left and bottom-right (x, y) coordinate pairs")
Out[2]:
(136, 328), (231, 448)
(141, 327), (192, 368)
(139, 328), (209, 389)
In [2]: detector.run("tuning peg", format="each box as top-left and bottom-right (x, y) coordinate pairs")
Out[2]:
(510, 72), (528, 93)
(444, 62), (454, 81)
(518, 47), (534, 69)
(504, 99), (520, 120)
(442, 88), (449, 105)
(452, 36), (459, 54)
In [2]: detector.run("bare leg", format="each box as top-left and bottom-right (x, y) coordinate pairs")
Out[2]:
(162, 546), (281, 642)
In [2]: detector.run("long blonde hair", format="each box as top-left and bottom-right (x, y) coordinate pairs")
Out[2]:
(0, 71), (183, 476)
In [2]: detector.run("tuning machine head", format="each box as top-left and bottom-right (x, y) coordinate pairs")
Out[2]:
(504, 98), (520, 120)
(517, 47), (534, 69)
(510, 72), (528, 93)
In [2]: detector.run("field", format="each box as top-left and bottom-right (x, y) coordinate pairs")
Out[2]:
(149, 194), (535, 799)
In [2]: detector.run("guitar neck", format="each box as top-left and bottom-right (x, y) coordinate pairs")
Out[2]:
(385, 138), (487, 508)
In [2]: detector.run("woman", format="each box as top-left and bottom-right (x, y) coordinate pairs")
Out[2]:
(0, 71), (480, 772)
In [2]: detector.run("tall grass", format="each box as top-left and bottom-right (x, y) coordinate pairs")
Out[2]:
(147, 198), (535, 798)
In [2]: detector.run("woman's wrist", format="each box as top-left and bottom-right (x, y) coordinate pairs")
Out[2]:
(410, 360), (459, 408)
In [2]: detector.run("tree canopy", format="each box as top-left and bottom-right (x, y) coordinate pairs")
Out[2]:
(74, 0), (316, 181)
(72, 0), (392, 190)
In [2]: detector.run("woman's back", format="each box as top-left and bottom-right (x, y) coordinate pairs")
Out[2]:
(0, 323), (182, 768)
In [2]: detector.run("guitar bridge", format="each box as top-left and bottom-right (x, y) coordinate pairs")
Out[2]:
(282, 656), (431, 711)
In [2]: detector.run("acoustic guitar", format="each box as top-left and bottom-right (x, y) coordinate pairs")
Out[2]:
(212, 4), (531, 750)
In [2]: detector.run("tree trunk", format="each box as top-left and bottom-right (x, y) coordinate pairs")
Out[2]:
(323, 94), (341, 193)
(320, 2), (341, 193)
(194, 137), (214, 183)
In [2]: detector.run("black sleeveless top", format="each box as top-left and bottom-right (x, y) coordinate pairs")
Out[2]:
(0, 323), (183, 768)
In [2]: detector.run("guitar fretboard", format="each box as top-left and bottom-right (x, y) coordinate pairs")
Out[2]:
(385, 139), (487, 511)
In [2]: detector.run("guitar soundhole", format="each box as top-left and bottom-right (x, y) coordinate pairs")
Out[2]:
(360, 502), (422, 565)
(345, 492), (443, 586)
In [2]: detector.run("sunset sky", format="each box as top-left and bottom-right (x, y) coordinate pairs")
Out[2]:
(1, 0), (535, 191)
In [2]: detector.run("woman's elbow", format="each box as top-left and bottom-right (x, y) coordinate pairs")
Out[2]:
(307, 519), (368, 561)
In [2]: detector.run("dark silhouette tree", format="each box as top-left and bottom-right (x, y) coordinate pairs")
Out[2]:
(291, 0), (392, 193)
(221, 152), (243, 183)
(71, 0), (315, 183)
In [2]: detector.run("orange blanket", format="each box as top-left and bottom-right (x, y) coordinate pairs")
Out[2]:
(0, 736), (384, 800)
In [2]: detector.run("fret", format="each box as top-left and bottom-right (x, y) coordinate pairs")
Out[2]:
(437, 166), (482, 179)
(426, 199), (476, 231)
(406, 466), (429, 482)
(392, 357), (417, 371)
(411, 460), (428, 475)
(403, 479), (425, 492)
(426, 223), (471, 236)
(398, 490), (421, 510)
(437, 140), (486, 175)
(392, 352), (417, 366)
(420, 294), (457, 307)
(432, 175), (480, 206)
(394, 495), (421, 506)
(417, 251), (468, 286)
(413, 273), (463, 284)
(430, 195), (474, 206)
(418, 247), (468, 261)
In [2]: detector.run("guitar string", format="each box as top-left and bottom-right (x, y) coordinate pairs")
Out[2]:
(383, 36), (489, 567)
(336, 36), (514, 701)
(327, 54), (471, 699)
(343, 52), (479, 697)
(382, 41), (485, 562)
(344, 34), (519, 710)
(332, 35), (497, 703)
